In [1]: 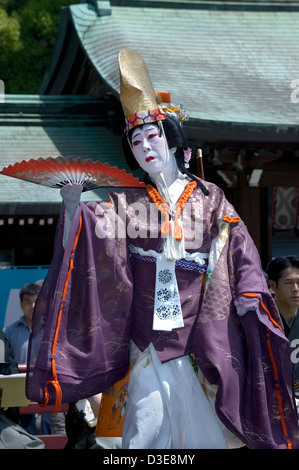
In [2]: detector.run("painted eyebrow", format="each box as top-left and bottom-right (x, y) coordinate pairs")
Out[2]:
(132, 127), (157, 139)
(132, 131), (141, 138)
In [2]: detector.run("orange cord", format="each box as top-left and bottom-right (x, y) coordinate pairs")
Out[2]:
(241, 293), (283, 331)
(223, 215), (240, 223)
(241, 292), (292, 448)
(266, 330), (292, 449)
(146, 181), (197, 240)
(40, 214), (83, 414)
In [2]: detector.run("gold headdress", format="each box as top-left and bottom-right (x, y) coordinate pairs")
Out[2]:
(118, 49), (188, 131)
(118, 49), (165, 130)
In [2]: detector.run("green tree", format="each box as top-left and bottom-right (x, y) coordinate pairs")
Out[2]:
(0, 0), (80, 93)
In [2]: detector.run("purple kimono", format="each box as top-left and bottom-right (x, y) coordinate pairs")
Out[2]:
(26, 181), (299, 448)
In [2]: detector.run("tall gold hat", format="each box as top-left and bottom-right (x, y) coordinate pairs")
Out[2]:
(118, 49), (166, 131)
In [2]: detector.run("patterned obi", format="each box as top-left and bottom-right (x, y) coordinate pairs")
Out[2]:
(129, 245), (208, 332)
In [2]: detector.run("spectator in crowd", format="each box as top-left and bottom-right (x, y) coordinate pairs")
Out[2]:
(4, 283), (41, 364)
(267, 255), (299, 336)
(5, 282), (65, 435)
(267, 255), (299, 399)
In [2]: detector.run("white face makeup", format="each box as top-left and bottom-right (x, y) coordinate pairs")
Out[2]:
(131, 123), (169, 175)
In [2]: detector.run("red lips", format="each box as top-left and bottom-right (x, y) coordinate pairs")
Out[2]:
(145, 156), (154, 163)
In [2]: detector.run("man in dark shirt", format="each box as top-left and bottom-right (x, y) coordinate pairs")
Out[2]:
(267, 255), (299, 401)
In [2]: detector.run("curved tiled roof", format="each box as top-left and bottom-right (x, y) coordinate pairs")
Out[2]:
(62, 1), (299, 128)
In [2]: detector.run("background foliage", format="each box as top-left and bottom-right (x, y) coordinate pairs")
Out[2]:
(0, 0), (80, 93)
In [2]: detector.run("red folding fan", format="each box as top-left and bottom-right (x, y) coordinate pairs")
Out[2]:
(0, 156), (145, 191)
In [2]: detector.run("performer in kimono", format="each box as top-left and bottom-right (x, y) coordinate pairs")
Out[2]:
(26, 50), (299, 449)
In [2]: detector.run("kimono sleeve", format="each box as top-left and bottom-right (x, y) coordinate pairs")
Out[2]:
(26, 197), (133, 407)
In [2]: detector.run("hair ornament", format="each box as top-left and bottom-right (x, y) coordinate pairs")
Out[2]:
(162, 103), (189, 125)
(155, 92), (189, 126)
(183, 148), (192, 168)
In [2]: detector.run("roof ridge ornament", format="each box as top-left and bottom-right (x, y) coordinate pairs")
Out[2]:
(82, 0), (111, 17)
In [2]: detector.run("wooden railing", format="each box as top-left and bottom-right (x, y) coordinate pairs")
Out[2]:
(0, 364), (69, 449)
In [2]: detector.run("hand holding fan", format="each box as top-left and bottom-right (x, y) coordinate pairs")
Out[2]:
(0, 156), (145, 191)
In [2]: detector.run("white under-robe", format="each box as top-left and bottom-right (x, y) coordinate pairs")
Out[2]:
(122, 342), (242, 449)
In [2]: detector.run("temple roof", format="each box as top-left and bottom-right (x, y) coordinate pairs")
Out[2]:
(40, 0), (299, 138)
(1, 1), (299, 215)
